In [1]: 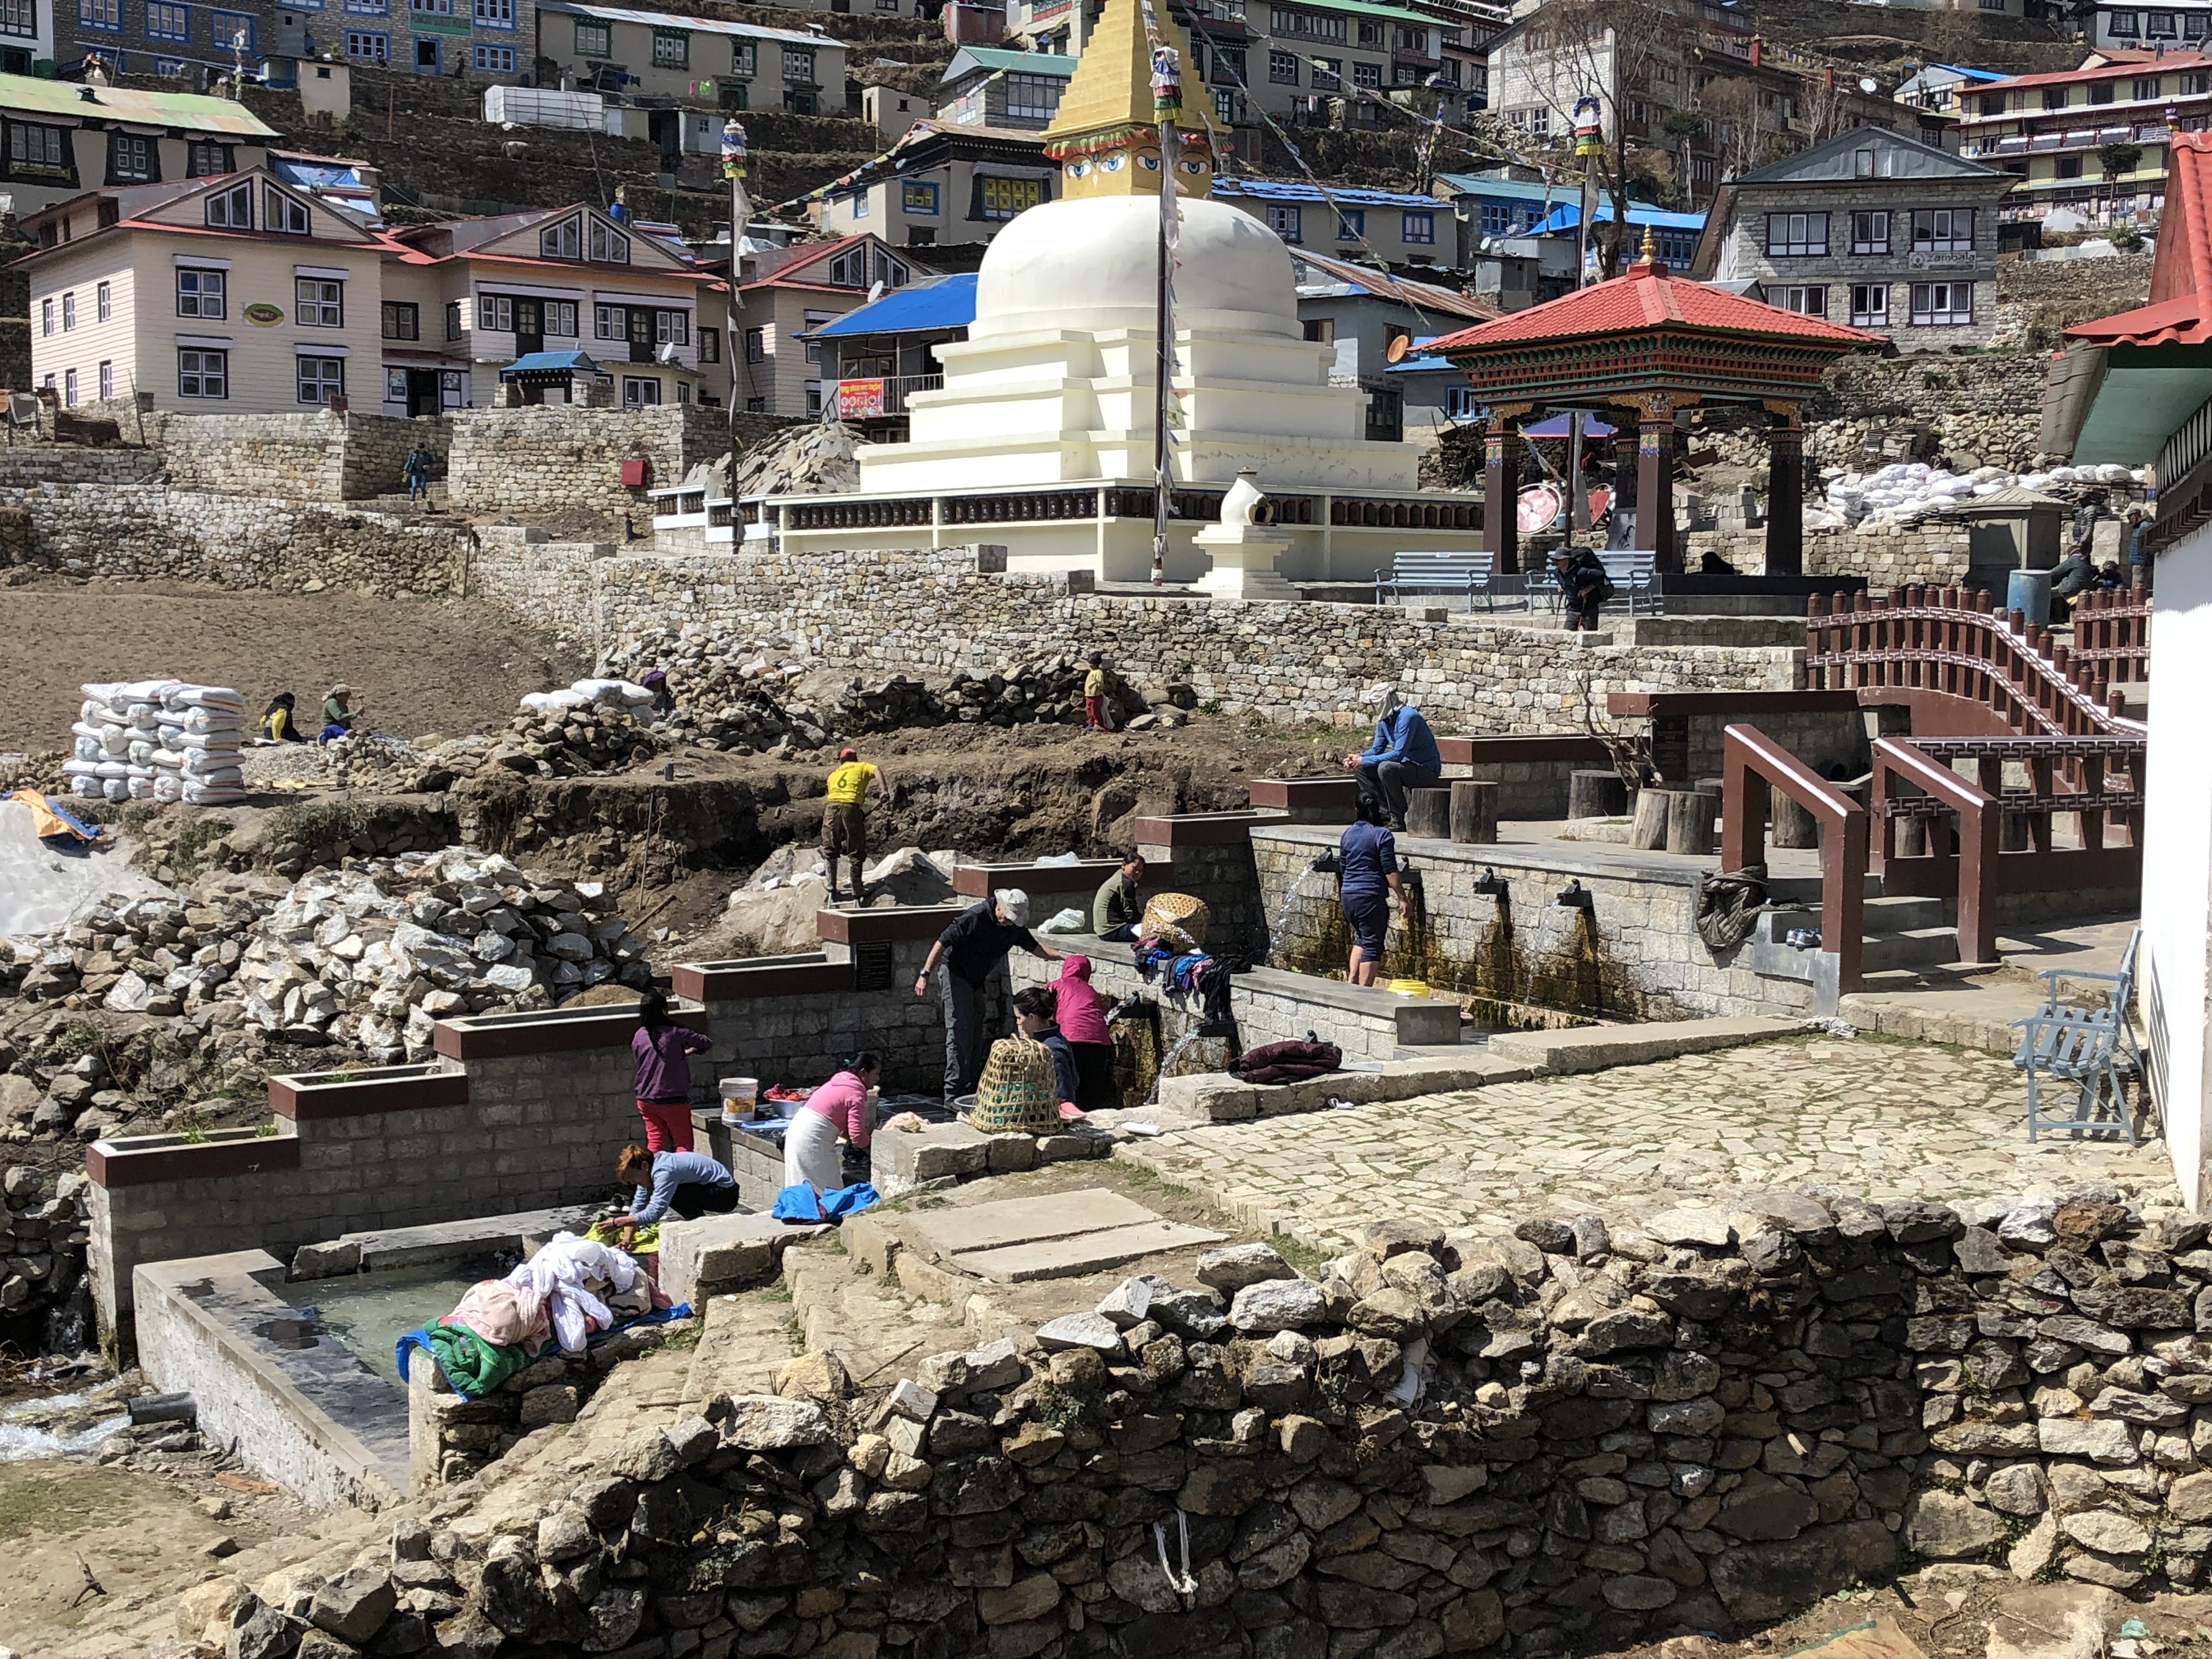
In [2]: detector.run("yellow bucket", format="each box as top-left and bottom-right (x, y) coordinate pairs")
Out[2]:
(1385, 978), (1430, 998)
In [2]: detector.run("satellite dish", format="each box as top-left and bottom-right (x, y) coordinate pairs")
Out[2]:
(655, 342), (679, 364)
(865, 279), (885, 303)
(1860, 76), (1878, 93)
(1385, 334), (1413, 363)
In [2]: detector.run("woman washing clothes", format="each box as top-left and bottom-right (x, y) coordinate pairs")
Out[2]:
(1051, 955), (1115, 1110)
(631, 988), (713, 1151)
(1337, 793), (1405, 988)
(603, 1143), (737, 1251)
(785, 1051), (879, 1194)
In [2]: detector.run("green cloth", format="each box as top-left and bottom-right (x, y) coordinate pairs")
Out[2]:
(586, 1218), (659, 1254)
(321, 696), (356, 731)
(1092, 871), (1139, 935)
(427, 1321), (528, 1399)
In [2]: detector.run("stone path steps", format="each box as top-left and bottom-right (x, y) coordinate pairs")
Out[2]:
(783, 1240), (967, 1394)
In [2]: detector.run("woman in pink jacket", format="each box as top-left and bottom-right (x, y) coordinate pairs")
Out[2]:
(785, 1051), (879, 1193)
(1052, 956), (1115, 1110)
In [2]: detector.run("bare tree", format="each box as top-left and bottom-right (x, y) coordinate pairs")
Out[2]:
(1797, 71), (1857, 148)
(1521, 0), (1681, 277)
(1697, 76), (1765, 181)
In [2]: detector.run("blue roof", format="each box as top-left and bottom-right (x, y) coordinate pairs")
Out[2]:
(1932, 63), (2008, 81)
(1433, 172), (1562, 204)
(1215, 177), (1445, 211)
(1534, 202), (1706, 234)
(501, 351), (603, 375)
(1385, 353), (1455, 375)
(810, 273), (978, 338)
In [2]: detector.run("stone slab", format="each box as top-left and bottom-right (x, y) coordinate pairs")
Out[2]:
(871, 1121), (993, 1198)
(906, 1188), (1160, 1258)
(949, 1219), (1230, 1284)
(659, 1211), (834, 1306)
(1483, 1016), (1799, 1075)
(333, 1205), (601, 1271)
(1156, 1053), (1534, 1125)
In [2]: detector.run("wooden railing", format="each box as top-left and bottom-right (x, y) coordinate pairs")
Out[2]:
(1805, 586), (2147, 738)
(2070, 589), (2152, 685)
(1720, 723), (1869, 996)
(1870, 733), (2146, 966)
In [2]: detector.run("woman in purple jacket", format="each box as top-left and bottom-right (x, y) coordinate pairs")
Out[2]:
(631, 988), (713, 1152)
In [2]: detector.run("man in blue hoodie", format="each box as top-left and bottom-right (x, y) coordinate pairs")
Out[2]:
(1340, 683), (1442, 831)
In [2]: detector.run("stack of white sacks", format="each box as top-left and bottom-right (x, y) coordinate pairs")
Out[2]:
(1819, 461), (2149, 532)
(63, 680), (248, 805)
(519, 677), (658, 718)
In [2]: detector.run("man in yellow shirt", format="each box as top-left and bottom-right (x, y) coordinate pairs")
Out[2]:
(822, 746), (890, 904)
(1083, 653), (1110, 732)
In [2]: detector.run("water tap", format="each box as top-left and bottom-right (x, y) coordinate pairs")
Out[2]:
(1472, 866), (1507, 898)
(1311, 850), (1340, 876)
(1553, 879), (1595, 913)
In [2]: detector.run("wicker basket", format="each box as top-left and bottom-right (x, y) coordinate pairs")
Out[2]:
(969, 1035), (1061, 1134)
(1141, 892), (1211, 953)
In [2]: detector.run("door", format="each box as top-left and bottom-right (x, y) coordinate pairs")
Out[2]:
(513, 297), (543, 358)
(627, 307), (653, 364)
(413, 35), (438, 70)
(405, 369), (438, 417)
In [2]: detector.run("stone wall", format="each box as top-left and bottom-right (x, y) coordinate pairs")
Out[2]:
(1682, 524), (1972, 590)
(1997, 252), (2155, 337)
(468, 528), (619, 657)
(0, 444), (159, 492)
(218, 1180), (2212, 1659)
(445, 405), (730, 521)
(157, 411), (450, 502)
(1252, 824), (1808, 1024)
(1810, 354), (2057, 475)
(560, 549), (1804, 732)
(13, 483), (471, 598)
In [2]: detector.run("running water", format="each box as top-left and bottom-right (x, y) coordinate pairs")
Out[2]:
(1264, 858), (1331, 967)
(1148, 1025), (1209, 1103)
(1519, 906), (1567, 1012)
(0, 1390), (131, 1462)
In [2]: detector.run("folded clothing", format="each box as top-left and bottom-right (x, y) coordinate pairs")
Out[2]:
(396, 1321), (531, 1400)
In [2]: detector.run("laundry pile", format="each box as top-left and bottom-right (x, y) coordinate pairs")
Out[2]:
(61, 680), (247, 806)
(1816, 461), (2149, 533)
(396, 1231), (681, 1399)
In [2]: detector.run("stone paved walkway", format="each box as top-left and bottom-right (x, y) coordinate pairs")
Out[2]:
(1124, 1034), (2177, 1251)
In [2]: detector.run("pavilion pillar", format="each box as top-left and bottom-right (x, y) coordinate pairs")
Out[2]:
(1484, 406), (1530, 575)
(1764, 399), (1804, 577)
(1632, 394), (1690, 575)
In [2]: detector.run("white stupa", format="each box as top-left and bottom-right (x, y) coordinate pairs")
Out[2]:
(774, 0), (1472, 585)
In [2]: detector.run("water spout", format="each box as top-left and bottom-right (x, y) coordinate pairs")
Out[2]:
(1554, 878), (1595, 914)
(1265, 852), (1337, 967)
(1473, 866), (1507, 898)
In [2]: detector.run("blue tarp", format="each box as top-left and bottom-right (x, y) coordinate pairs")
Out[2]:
(811, 274), (978, 340)
(1534, 202), (1707, 234)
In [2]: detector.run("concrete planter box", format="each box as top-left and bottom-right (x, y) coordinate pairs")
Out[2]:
(271, 1063), (470, 1120)
(88, 1126), (300, 1188)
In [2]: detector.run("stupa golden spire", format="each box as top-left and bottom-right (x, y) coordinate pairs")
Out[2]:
(1040, 0), (1215, 202)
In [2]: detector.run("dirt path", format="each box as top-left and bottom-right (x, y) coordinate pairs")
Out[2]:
(0, 578), (585, 752)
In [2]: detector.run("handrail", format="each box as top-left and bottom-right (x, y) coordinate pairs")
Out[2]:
(1870, 736), (2000, 964)
(1720, 723), (1868, 995)
(1805, 585), (2147, 740)
(2070, 589), (2152, 685)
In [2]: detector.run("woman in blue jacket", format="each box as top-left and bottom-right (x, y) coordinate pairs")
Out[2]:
(1340, 684), (1441, 831)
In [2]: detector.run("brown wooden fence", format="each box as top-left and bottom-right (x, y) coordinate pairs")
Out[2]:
(1804, 586), (2148, 740)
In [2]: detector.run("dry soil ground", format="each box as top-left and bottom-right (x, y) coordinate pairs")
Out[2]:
(0, 577), (585, 752)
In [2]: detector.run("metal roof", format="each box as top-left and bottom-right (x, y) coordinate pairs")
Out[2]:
(943, 46), (1076, 84)
(1433, 172), (1564, 204)
(1534, 202), (1706, 234)
(535, 1), (832, 47)
(810, 272), (978, 337)
(0, 71), (276, 136)
(501, 351), (606, 375)
(1216, 176), (1446, 210)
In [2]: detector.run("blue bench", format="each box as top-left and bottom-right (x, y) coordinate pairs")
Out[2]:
(1375, 550), (1496, 613)
(2012, 927), (2144, 1143)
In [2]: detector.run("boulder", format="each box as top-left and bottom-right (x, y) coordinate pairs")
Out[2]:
(1231, 1278), (1327, 1333)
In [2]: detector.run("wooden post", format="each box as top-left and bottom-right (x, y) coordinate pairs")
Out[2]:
(1631, 788), (1671, 850)
(1763, 400), (1803, 577)
(1771, 786), (1819, 849)
(1404, 787), (1452, 840)
(1448, 780), (1498, 845)
(1636, 394), (1688, 575)
(1484, 410), (1525, 577)
(1667, 789), (1717, 856)
(1568, 769), (1629, 819)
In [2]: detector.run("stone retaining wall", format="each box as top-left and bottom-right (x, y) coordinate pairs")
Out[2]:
(0, 444), (159, 491)
(157, 410), (450, 501)
(12, 483), (471, 597)
(1998, 252), (2155, 336)
(445, 405), (729, 521)
(242, 1181), (2212, 1659)
(561, 549), (1804, 732)
(1684, 526), (1972, 590)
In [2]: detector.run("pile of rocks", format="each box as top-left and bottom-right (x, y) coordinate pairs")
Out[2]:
(483, 705), (667, 780)
(941, 657), (1152, 729)
(220, 849), (651, 1057)
(7, 849), (650, 1067)
(0, 1165), (89, 1337)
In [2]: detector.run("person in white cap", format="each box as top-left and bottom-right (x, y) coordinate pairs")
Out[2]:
(1340, 684), (1441, 831)
(914, 887), (1063, 1101)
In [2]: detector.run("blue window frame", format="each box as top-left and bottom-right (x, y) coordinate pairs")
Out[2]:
(1479, 201), (1512, 235)
(411, 32), (438, 67)
(210, 7), (251, 46)
(77, 0), (120, 30)
(344, 0), (385, 13)
(344, 26), (387, 54)
(901, 180), (938, 215)
(471, 0), (511, 25)
(472, 41), (513, 69)
(1402, 209), (1435, 244)
(154, 53), (183, 68)
(145, 3), (189, 41)
(1335, 207), (1364, 240)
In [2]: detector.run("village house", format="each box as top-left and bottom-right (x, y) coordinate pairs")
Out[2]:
(20, 160), (387, 413)
(0, 72), (277, 217)
(732, 232), (930, 416)
(813, 120), (1058, 249)
(533, 1), (847, 117)
(1690, 125), (2008, 344)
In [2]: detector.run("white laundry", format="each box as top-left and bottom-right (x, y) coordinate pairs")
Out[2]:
(506, 1231), (644, 1353)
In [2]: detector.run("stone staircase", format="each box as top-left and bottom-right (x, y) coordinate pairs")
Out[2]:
(1742, 884), (1961, 989)
(359, 483), (452, 516)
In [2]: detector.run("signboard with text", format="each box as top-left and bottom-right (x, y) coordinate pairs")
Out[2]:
(836, 379), (887, 419)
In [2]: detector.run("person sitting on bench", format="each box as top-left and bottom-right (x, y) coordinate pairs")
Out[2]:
(1341, 683), (1440, 831)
